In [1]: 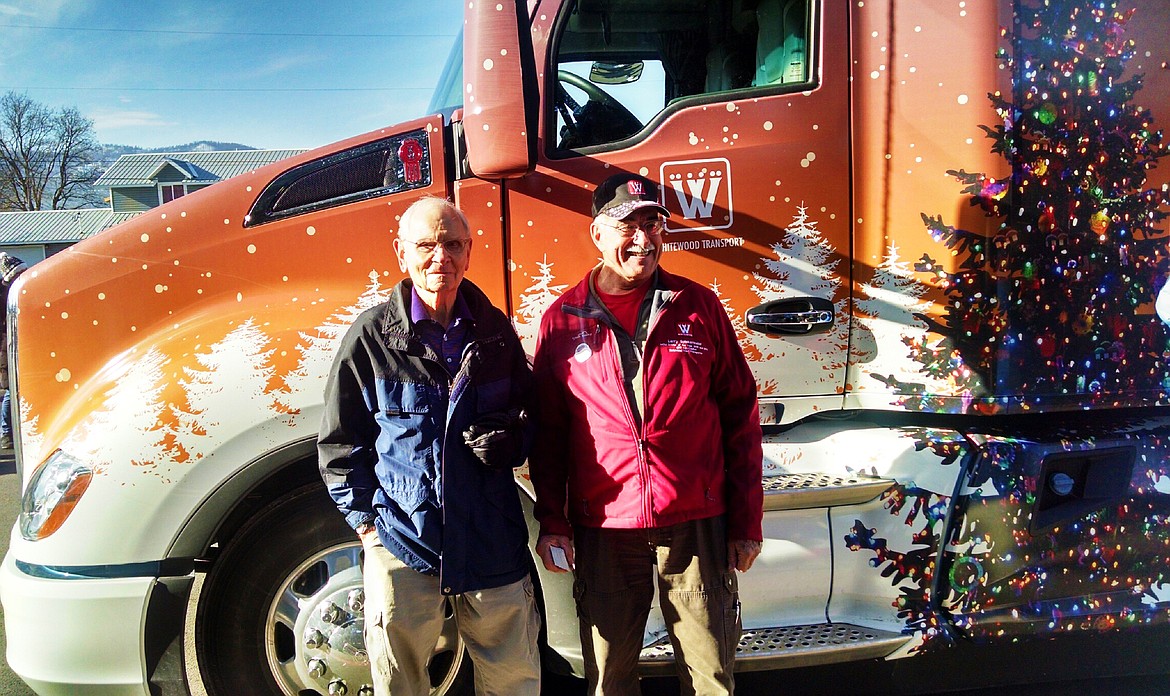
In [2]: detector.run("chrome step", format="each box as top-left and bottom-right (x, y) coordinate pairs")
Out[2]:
(639, 622), (911, 674)
(762, 473), (893, 511)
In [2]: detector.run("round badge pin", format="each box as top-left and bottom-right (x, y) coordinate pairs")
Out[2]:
(574, 343), (593, 363)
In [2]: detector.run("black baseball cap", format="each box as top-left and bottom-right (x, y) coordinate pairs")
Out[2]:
(592, 173), (671, 220)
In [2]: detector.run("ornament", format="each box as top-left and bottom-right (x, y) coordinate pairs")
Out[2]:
(1039, 208), (1057, 233)
(1035, 103), (1058, 125)
(1087, 71), (1099, 96)
(1073, 314), (1094, 335)
(1038, 335), (1056, 358)
(980, 177), (1009, 200)
(1090, 210), (1110, 235)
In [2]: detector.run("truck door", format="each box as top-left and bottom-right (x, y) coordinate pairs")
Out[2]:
(507, 0), (852, 424)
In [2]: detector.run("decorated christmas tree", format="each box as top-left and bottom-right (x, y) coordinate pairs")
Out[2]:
(914, 0), (1170, 407)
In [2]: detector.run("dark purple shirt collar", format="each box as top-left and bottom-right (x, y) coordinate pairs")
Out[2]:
(410, 286), (473, 370)
(409, 287), (472, 326)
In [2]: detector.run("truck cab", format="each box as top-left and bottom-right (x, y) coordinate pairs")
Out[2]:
(4, 1), (1170, 694)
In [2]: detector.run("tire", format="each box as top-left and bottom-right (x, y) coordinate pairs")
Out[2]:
(193, 483), (473, 696)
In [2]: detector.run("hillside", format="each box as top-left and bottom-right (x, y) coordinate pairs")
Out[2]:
(94, 141), (256, 170)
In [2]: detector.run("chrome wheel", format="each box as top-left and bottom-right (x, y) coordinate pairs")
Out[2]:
(265, 541), (469, 695)
(194, 484), (472, 696)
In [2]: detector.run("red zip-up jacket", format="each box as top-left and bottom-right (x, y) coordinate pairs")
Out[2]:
(530, 268), (763, 542)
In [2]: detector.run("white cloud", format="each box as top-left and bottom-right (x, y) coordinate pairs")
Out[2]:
(90, 107), (176, 130)
(240, 53), (318, 80)
(0, 4), (33, 17)
(0, 0), (67, 19)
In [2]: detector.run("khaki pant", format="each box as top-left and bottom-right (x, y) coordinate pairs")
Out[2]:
(362, 542), (542, 696)
(573, 516), (741, 696)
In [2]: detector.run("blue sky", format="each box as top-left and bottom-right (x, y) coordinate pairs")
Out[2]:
(0, 1), (463, 150)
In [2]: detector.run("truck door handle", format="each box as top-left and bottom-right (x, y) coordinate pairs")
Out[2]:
(745, 297), (835, 335)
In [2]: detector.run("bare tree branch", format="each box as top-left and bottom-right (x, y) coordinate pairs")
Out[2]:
(0, 91), (102, 211)
(49, 107), (102, 209)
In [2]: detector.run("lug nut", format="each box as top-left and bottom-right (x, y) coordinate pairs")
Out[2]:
(320, 602), (342, 624)
(328, 679), (348, 695)
(358, 686), (375, 696)
(304, 628), (326, 650)
(307, 657), (328, 678)
(347, 589), (365, 613)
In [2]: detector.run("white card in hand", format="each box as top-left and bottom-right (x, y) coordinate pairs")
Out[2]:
(551, 546), (570, 571)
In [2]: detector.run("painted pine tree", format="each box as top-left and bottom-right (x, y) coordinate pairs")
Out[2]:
(282, 270), (391, 406)
(711, 278), (778, 393)
(65, 347), (171, 478)
(171, 319), (282, 462)
(749, 203), (850, 380)
(514, 255), (566, 347)
(857, 244), (950, 397)
(14, 399), (41, 470)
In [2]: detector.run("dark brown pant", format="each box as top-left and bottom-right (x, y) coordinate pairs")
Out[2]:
(573, 516), (741, 696)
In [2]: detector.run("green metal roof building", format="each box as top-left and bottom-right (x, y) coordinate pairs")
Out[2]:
(0, 149), (304, 264)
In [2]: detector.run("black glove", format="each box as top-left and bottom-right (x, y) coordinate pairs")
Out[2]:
(463, 408), (526, 470)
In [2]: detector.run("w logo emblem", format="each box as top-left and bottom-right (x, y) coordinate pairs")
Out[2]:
(627, 180), (645, 196)
(678, 323), (692, 336)
(659, 158), (733, 232)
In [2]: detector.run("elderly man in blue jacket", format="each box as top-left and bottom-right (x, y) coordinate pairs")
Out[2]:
(319, 196), (540, 696)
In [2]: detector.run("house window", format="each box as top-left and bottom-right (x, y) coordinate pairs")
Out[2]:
(161, 185), (186, 203)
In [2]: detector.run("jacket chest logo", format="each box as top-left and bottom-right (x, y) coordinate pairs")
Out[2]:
(664, 323), (708, 356)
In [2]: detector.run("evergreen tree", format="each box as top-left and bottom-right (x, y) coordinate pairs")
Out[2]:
(711, 278), (755, 357)
(172, 319), (281, 461)
(915, 0), (1170, 405)
(750, 204), (850, 378)
(515, 255), (566, 346)
(66, 347), (171, 477)
(857, 245), (936, 389)
(282, 270), (391, 406)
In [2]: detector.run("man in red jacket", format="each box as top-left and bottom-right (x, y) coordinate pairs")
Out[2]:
(531, 173), (763, 695)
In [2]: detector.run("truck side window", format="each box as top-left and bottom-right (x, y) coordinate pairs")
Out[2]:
(551, 0), (814, 153)
(245, 131), (432, 227)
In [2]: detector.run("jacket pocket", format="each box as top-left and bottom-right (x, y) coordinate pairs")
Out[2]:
(475, 375), (512, 415)
(374, 381), (438, 513)
(383, 470), (430, 514)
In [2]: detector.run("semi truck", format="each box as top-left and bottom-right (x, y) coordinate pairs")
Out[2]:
(4, 0), (1170, 694)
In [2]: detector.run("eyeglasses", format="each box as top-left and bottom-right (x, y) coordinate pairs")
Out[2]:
(599, 218), (665, 238)
(401, 238), (472, 257)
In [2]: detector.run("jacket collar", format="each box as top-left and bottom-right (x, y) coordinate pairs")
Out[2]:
(378, 278), (505, 349)
(562, 266), (682, 324)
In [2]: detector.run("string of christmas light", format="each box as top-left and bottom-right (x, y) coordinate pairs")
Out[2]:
(909, 0), (1170, 410)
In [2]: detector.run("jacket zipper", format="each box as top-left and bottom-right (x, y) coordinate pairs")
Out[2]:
(636, 291), (670, 527)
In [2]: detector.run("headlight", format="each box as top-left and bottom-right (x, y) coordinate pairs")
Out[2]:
(19, 450), (93, 541)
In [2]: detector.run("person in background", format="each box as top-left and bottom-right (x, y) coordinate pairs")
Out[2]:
(0, 252), (28, 451)
(318, 196), (540, 696)
(530, 173), (764, 695)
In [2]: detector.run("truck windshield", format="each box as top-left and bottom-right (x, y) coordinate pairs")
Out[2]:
(427, 29), (464, 117)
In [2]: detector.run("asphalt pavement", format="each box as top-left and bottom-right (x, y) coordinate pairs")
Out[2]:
(0, 449), (35, 696)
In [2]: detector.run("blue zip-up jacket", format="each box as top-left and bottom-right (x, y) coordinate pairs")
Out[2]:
(319, 279), (532, 595)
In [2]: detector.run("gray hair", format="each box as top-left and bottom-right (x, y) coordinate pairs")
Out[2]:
(398, 196), (470, 238)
